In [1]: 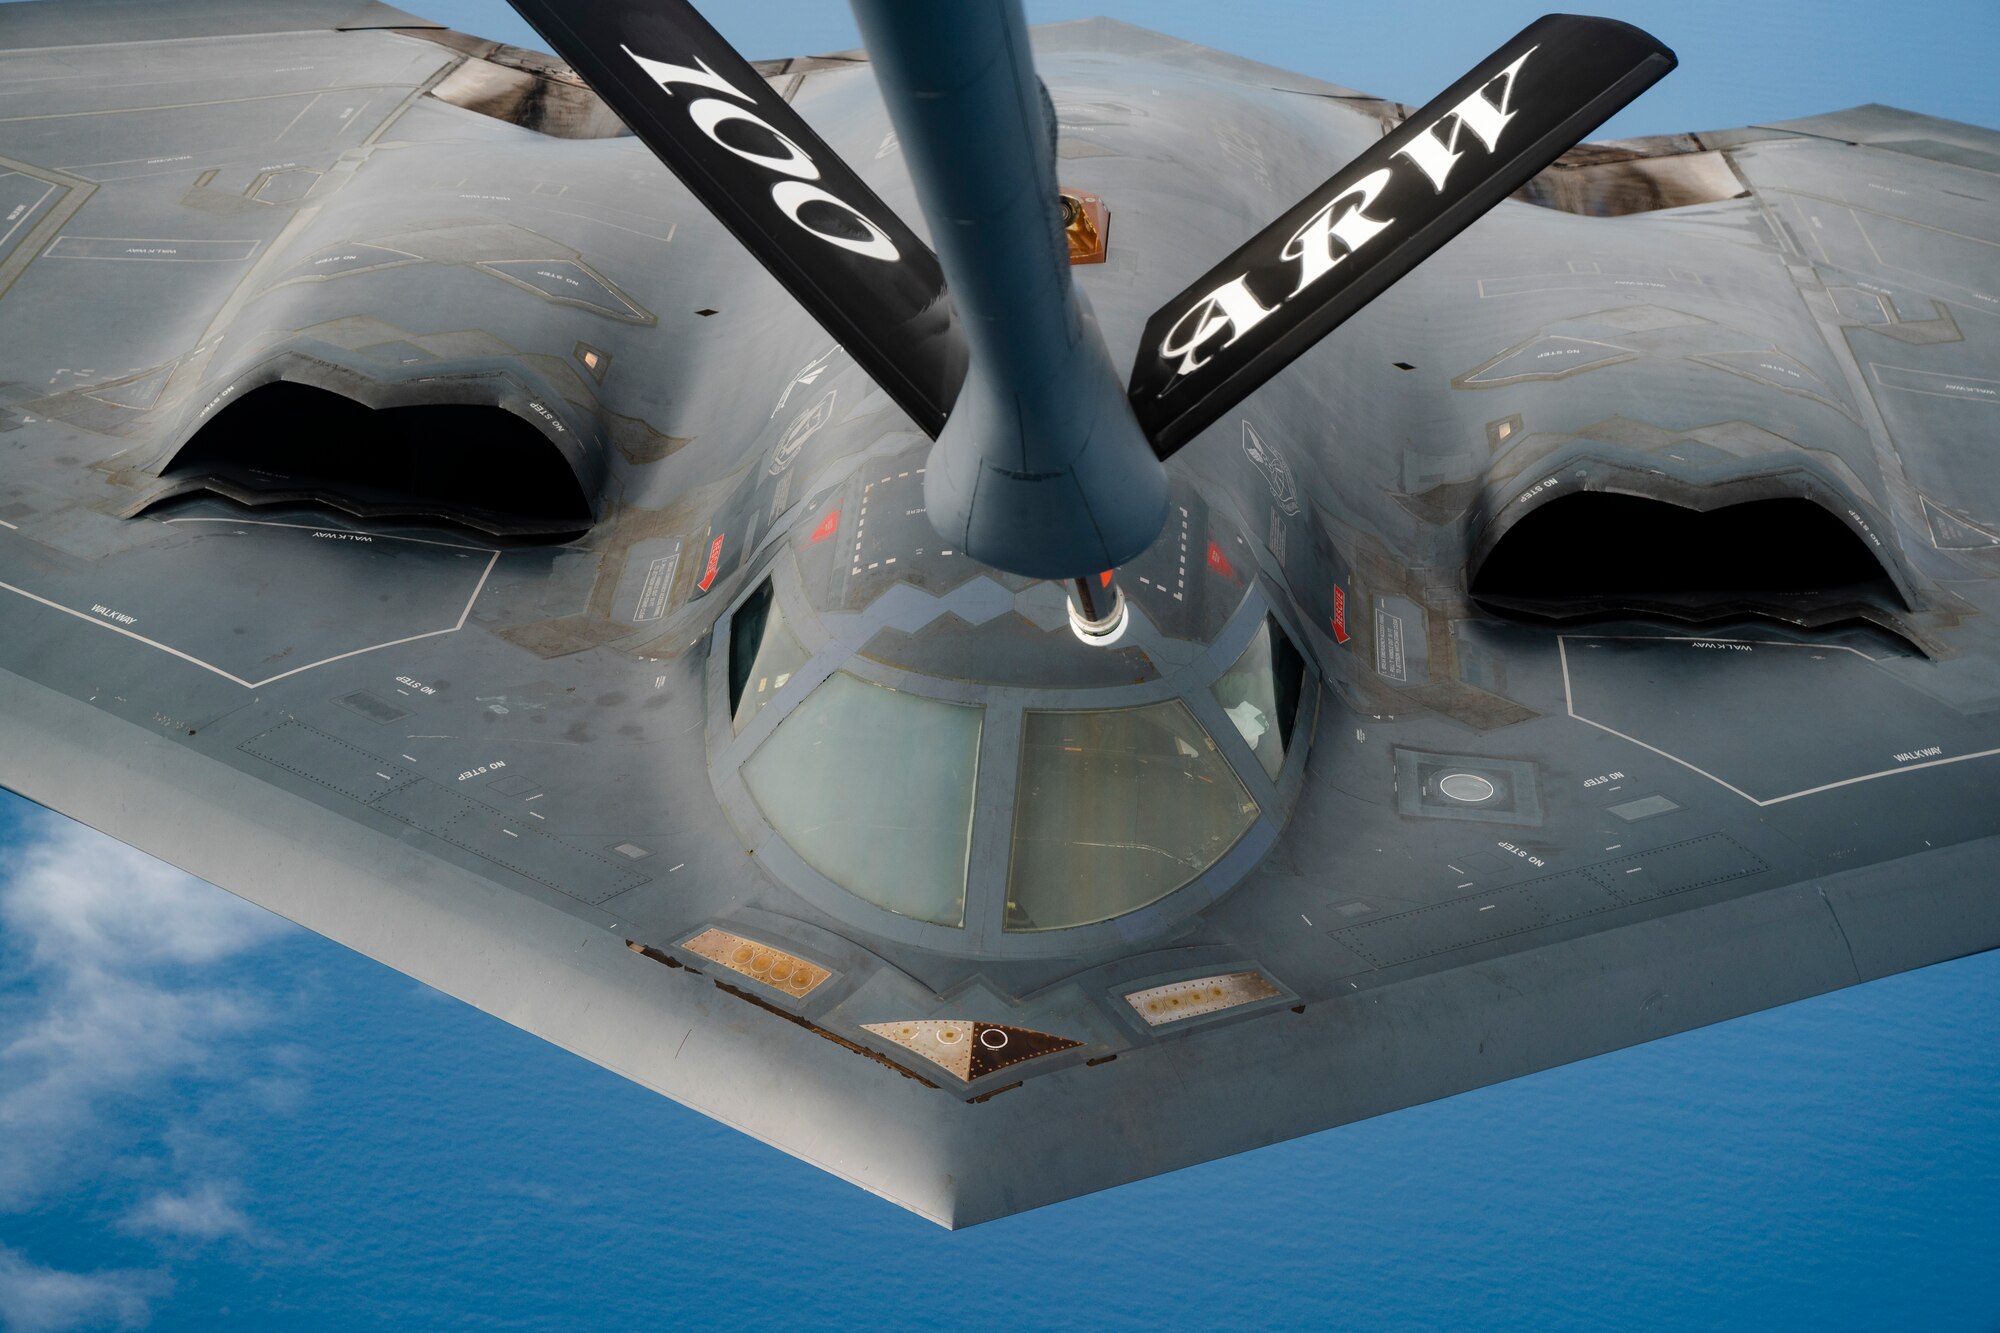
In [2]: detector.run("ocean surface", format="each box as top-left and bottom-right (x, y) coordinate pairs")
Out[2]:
(1, 789), (1996, 1331)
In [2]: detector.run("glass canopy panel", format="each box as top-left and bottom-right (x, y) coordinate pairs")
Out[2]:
(1007, 700), (1258, 932)
(729, 579), (810, 734)
(741, 671), (980, 927)
(1210, 616), (1307, 780)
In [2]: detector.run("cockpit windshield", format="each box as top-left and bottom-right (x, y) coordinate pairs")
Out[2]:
(740, 671), (982, 927)
(1005, 700), (1257, 931)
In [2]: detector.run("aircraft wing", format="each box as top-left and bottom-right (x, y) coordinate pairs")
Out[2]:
(2, 1), (1998, 1227)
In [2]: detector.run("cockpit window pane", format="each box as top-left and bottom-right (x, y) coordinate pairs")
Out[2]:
(1006, 700), (1258, 932)
(1210, 616), (1306, 781)
(742, 671), (980, 927)
(729, 579), (810, 734)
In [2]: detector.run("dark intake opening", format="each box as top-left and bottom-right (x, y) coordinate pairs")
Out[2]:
(168, 381), (592, 535)
(1472, 493), (1901, 617)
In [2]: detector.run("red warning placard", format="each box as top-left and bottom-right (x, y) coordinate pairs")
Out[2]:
(696, 533), (725, 591)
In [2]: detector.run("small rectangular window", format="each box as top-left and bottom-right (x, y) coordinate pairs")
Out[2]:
(728, 579), (809, 734)
(1210, 617), (1306, 781)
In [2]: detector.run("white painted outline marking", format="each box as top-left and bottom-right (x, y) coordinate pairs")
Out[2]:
(0, 182), (57, 252)
(272, 92), (321, 144)
(163, 516), (490, 551)
(1460, 333), (1638, 386)
(1871, 361), (2000, 405)
(42, 234), (262, 263)
(1919, 494), (2000, 550)
(1559, 634), (2000, 807)
(0, 84), (402, 127)
(0, 519), (497, 689)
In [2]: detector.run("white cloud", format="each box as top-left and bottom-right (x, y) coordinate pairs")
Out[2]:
(0, 1245), (165, 1333)
(0, 811), (291, 1209)
(0, 810), (304, 1328)
(121, 1181), (253, 1244)
(1, 814), (281, 972)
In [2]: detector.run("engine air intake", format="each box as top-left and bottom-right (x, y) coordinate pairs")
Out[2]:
(1471, 493), (1903, 626)
(165, 382), (593, 537)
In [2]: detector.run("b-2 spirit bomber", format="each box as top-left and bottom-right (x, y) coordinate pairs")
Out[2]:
(0, 0), (1997, 1226)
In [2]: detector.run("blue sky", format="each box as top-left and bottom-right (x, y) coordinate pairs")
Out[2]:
(2, 1), (1999, 1330)
(436, 0), (2000, 139)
